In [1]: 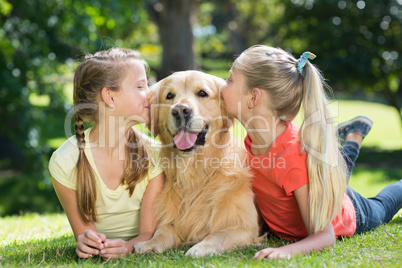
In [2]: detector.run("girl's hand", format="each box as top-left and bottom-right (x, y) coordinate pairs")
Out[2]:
(100, 239), (131, 260)
(76, 229), (107, 258)
(253, 247), (292, 260)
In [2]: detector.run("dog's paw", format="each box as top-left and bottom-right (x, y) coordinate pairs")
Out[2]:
(134, 240), (166, 254)
(185, 243), (220, 257)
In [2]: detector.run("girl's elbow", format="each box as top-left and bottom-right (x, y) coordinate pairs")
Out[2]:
(325, 228), (336, 247)
(328, 235), (336, 247)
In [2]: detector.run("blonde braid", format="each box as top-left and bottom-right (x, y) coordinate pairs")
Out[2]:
(74, 114), (85, 151)
(73, 113), (97, 223)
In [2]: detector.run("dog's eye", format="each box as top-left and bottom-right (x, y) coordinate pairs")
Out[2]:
(197, 90), (208, 98)
(166, 92), (175, 100)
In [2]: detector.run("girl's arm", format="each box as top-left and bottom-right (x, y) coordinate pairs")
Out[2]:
(100, 172), (165, 259)
(254, 183), (336, 260)
(52, 178), (106, 258)
(130, 172), (165, 246)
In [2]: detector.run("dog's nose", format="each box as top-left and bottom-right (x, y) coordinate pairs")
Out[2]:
(172, 103), (192, 121)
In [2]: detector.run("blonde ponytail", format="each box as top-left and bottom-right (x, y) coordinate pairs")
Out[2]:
(300, 62), (347, 233)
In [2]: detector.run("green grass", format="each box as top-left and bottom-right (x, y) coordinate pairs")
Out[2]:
(326, 100), (402, 150)
(1, 164), (401, 267)
(348, 167), (401, 198)
(1, 212), (401, 267)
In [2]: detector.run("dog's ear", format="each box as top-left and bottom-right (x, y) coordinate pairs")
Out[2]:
(213, 76), (234, 130)
(147, 80), (163, 137)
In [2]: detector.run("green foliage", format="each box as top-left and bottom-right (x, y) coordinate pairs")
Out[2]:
(278, 0), (401, 85)
(276, 0), (402, 117)
(0, 0), (154, 163)
(0, 0), (155, 216)
(201, 0), (285, 56)
(1, 213), (401, 267)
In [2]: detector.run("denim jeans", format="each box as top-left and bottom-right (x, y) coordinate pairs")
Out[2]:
(343, 141), (402, 234)
(342, 141), (360, 184)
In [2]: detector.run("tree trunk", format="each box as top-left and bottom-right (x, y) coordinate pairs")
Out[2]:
(229, 29), (246, 55)
(383, 85), (402, 130)
(148, 0), (196, 80)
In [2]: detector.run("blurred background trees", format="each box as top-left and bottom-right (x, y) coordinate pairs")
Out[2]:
(0, 0), (401, 216)
(278, 0), (402, 122)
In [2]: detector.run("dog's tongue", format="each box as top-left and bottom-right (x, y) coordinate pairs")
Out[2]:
(174, 130), (197, 150)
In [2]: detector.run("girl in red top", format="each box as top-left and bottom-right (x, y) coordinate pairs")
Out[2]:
(221, 45), (402, 259)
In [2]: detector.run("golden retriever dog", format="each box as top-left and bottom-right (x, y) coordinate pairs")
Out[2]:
(134, 70), (259, 257)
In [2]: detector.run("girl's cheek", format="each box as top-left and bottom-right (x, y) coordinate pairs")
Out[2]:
(220, 86), (226, 95)
(140, 91), (147, 100)
(222, 88), (229, 101)
(221, 85), (228, 93)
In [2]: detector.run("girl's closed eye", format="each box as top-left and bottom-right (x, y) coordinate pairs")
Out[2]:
(137, 79), (148, 90)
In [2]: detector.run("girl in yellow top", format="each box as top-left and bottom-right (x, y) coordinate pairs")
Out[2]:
(49, 48), (164, 259)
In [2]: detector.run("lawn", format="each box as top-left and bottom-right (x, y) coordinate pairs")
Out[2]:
(1, 99), (401, 267)
(0, 213), (401, 267)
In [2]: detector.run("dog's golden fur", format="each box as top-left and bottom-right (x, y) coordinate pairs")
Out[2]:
(135, 71), (259, 257)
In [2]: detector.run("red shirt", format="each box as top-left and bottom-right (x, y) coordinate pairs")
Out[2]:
(245, 121), (356, 241)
